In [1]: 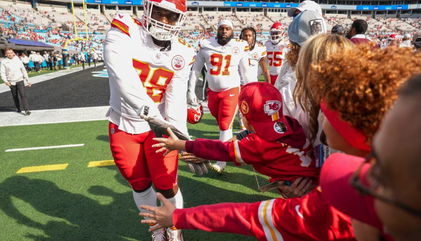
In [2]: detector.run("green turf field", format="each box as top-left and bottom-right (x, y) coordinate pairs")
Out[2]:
(0, 114), (278, 241)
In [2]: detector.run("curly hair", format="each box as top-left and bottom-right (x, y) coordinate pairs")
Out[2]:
(310, 46), (421, 142)
(294, 34), (354, 142)
(285, 41), (300, 68)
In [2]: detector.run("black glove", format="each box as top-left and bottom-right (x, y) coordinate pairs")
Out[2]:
(138, 106), (190, 140)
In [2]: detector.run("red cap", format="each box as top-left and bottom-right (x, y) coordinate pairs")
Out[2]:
(239, 82), (291, 141)
(321, 102), (371, 152)
(320, 153), (383, 230)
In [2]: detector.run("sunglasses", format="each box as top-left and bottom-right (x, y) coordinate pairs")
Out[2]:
(350, 148), (421, 218)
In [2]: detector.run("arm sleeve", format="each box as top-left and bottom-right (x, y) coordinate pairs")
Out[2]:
(185, 136), (263, 166)
(259, 56), (271, 82)
(161, 57), (193, 135)
(188, 50), (205, 94)
(185, 139), (234, 162)
(173, 202), (260, 236)
(0, 63), (7, 82)
(104, 27), (157, 114)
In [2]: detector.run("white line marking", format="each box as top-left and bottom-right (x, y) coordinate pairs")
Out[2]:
(5, 144), (85, 152)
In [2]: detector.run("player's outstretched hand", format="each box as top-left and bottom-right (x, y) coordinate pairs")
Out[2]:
(153, 128), (187, 156)
(180, 152), (206, 164)
(139, 193), (175, 231)
(278, 177), (316, 198)
(180, 152), (210, 176)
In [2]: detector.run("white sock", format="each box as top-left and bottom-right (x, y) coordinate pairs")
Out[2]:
(165, 189), (184, 209)
(219, 129), (233, 142)
(132, 186), (157, 212)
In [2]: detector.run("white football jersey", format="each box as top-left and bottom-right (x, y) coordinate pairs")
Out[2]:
(190, 37), (252, 92)
(265, 40), (288, 76)
(245, 43), (267, 84)
(104, 13), (196, 135)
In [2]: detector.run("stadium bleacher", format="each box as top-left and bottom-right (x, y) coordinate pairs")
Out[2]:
(0, 0), (420, 56)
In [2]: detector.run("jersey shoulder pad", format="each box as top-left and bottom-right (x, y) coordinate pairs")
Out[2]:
(199, 37), (212, 49)
(132, 17), (143, 27)
(177, 37), (193, 48)
(110, 12), (133, 37)
(233, 39), (249, 51)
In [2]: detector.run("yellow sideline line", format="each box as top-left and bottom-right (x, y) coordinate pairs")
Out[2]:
(87, 160), (115, 167)
(16, 164), (69, 174)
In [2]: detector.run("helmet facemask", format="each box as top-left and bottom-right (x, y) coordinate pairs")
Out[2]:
(270, 30), (283, 45)
(143, 0), (186, 41)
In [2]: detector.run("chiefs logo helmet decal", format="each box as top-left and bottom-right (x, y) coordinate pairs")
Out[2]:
(187, 104), (203, 124)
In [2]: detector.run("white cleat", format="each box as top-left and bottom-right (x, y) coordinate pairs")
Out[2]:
(151, 227), (167, 241)
(166, 227), (183, 241)
(210, 161), (226, 174)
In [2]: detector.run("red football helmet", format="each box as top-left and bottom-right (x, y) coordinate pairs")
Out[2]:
(270, 22), (284, 44)
(187, 104), (203, 124)
(143, 0), (187, 41)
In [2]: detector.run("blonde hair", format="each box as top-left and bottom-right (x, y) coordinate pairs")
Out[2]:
(294, 34), (354, 142)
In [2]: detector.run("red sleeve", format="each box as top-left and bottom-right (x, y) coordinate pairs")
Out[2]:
(185, 139), (235, 162)
(173, 202), (260, 236)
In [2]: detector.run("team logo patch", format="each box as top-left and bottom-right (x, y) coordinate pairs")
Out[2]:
(264, 100), (281, 115)
(240, 101), (249, 115)
(273, 121), (287, 134)
(171, 55), (185, 70)
(252, 53), (259, 59)
(110, 127), (116, 135)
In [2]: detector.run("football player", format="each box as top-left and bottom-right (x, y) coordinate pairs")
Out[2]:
(239, 27), (270, 83)
(187, 20), (253, 173)
(104, 0), (195, 240)
(265, 22), (288, 85)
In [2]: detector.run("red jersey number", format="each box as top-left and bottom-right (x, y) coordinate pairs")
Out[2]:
(132, 59), (174, 103)
(209, 53), (232, 76)
(267, 51), (283, 67)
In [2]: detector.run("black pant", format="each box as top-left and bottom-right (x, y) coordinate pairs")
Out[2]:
(10, 81), (29, 112)
(34, 62), (41, 71)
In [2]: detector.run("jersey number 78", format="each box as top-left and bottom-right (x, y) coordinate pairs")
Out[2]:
(133, 59), (174, 103)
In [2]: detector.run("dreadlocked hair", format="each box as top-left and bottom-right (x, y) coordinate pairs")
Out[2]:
(310, 45), (421, 142)
(240, 27), (257, 50)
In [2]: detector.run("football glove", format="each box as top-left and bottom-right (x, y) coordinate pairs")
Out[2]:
(187, 90), (198, 105)
(138, 106), (190, 140)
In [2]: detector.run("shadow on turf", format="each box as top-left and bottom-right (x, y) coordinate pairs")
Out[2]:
(96, 135), (109, 143)
(0, 165), (265, 241)
(0, 175), (141, 241)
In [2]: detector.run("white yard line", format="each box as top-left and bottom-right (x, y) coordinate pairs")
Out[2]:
(0, 102), (209, 127)
(5, 143), (84, 152)
(0, 106), (109, 127)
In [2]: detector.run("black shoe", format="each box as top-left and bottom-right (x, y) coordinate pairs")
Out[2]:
(25, 111), (31, 116)
(17, 110), (22, 113)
